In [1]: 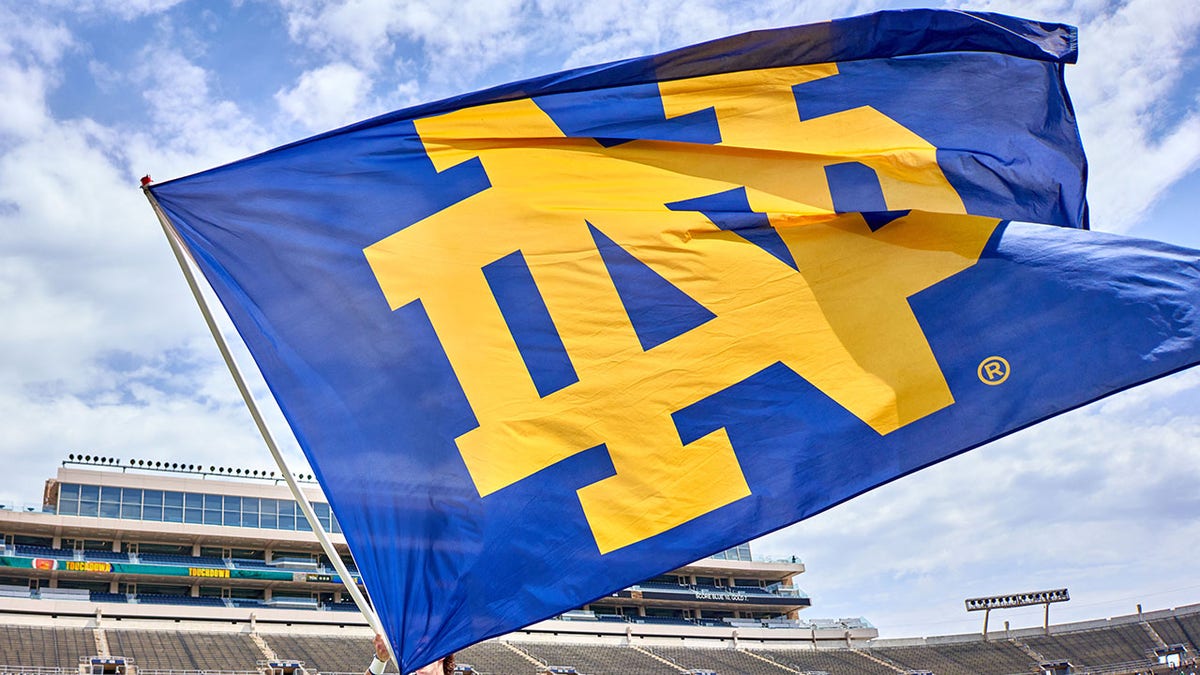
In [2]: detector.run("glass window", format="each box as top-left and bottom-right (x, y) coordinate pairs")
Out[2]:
(184, 492), (203, 524)
(143, 491), (163, 521)
(77, 499), (99, 518)
(163, 505), (183, 523)
(58, 494), (79, 516)
(293, 503), (311, 531)
(278, 508), (295, 531)
(163, 491), (183, 508)
(120, 489), (142, 519)
(259, 500), (277, 529)
(203, 494), (222, 510)
(60, 483), (80, 500)
(99, 486), (120, 509)
(99, 500), (120, 518)
(203, 506), (221, 526)
(80, 484), (100, 502)
(142, 502), (163, 522)
(241, 497), (260, 528)
(330, 514), (340, 535)
(313, 502), (330, 530)
(183, 503), (202, 524)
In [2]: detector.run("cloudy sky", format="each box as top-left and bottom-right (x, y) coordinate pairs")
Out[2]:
(3, 0), (1200, 639)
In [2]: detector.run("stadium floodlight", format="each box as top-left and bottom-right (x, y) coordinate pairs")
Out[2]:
(965, 588), (1069, 638)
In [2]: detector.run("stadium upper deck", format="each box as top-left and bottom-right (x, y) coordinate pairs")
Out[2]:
(0, 459), (869, 646)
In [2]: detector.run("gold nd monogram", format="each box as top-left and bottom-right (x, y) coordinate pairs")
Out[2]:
(365, 64), (1000, 553)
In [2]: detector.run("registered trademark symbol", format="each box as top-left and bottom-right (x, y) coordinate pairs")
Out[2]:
(977, 356), (1010, 385)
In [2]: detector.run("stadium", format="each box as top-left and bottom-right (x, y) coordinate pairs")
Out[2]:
(1, 458), (1197, 675)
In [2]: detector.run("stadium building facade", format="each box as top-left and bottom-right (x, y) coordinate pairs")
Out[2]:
(0, 459), (873, 647)
(3, 459), (1199, 674)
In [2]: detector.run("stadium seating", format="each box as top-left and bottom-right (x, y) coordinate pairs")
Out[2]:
(0, 625), (94, 669)
(12, 545), (72, 560)
(137, 553), (227, 568)
(229, 558), (274, 570)
(751, 646), (899, 674)
(452, 642), (529, 675)
(647, 645), (794, 674)
(81, 550), (132, 564)
(869, 640), (1036, 675)
(105, 630), (260, 672)
(136, 594), (226, 607)
(264, 634), (390, 673)
(2, 607), (1200, 674)
(509, 641), (679, 674)
(1021, 622), (1159, 667)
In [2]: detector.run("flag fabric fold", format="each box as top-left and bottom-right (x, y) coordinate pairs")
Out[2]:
(143, 9), (1198, 672)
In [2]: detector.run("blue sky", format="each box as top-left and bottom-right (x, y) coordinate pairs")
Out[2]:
(2, 0), (1200, 639)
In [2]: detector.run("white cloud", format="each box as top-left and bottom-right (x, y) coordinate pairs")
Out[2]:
(954, 0), (1200, 232)
(34, 0), (187, 21)
(276, 61), (372, 133)
(755, 368), (1200, 633)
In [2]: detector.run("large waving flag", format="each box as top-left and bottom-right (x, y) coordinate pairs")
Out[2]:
(146, 9), (1200, 672)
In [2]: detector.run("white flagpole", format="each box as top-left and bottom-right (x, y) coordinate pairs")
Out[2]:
(141, 181), (396, 661)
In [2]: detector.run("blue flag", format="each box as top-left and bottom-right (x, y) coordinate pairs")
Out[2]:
(145, 9), (1200, 672)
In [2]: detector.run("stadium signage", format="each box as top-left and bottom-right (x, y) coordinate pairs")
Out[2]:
(189, 567), (230, 578)
(65, 561), (112, 573)
(693, 589), (748, 603)
(306, 573), (333, 583)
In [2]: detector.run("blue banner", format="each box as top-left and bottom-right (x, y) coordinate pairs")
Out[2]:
(138, 10), (1186, 672)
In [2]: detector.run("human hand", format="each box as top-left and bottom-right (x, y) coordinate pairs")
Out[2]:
(373, 633), (389, 662)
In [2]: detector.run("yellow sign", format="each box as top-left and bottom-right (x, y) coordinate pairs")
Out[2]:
(189, 567), (230, 578)
(65, 561), (111, 573)
(366, 65), (998, 553)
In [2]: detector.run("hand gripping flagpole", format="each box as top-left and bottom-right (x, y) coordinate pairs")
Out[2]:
(140, 178), (396, 662)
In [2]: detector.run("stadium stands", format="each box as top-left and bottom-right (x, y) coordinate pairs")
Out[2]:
(1, 611), (1200, 675)
(137, 553), (227, 568)
(105, 630), (261, 673)
(868, 639), (1037, 675)
(508, 642), (678, 674)
(646, 645), (792, 674)
(455, 642), (540, 675)
(1021, 622), (1159, 668)
(751, 646), (900, 674)
(264, 634), (390, 674)
(0, 626), (94, 669)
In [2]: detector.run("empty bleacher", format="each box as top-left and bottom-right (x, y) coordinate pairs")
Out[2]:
(136, 594), (226, 607)
(646, 645), (791, 675)
(262, 634), (395, 673)
(457, 642), (540, 675)
(869, 639), (1036, 675)
(1021, 622), (1159, 667)
(510, 642), (678, 674)
(0, 625), (94, 669)
(137, 553), (228, 568)
(753, 646), (899, 674)
(106, 630), (260, 672)
(2, 606), (1200, 674)
(1150, 616), (1200, 654)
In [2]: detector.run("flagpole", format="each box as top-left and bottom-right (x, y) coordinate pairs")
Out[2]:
(140, 180), (395, 660)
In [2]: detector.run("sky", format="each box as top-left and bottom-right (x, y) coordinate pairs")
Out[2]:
(2, 0), (1200, 640)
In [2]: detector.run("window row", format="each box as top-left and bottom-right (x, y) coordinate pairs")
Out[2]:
(55, 483), (341, 533)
